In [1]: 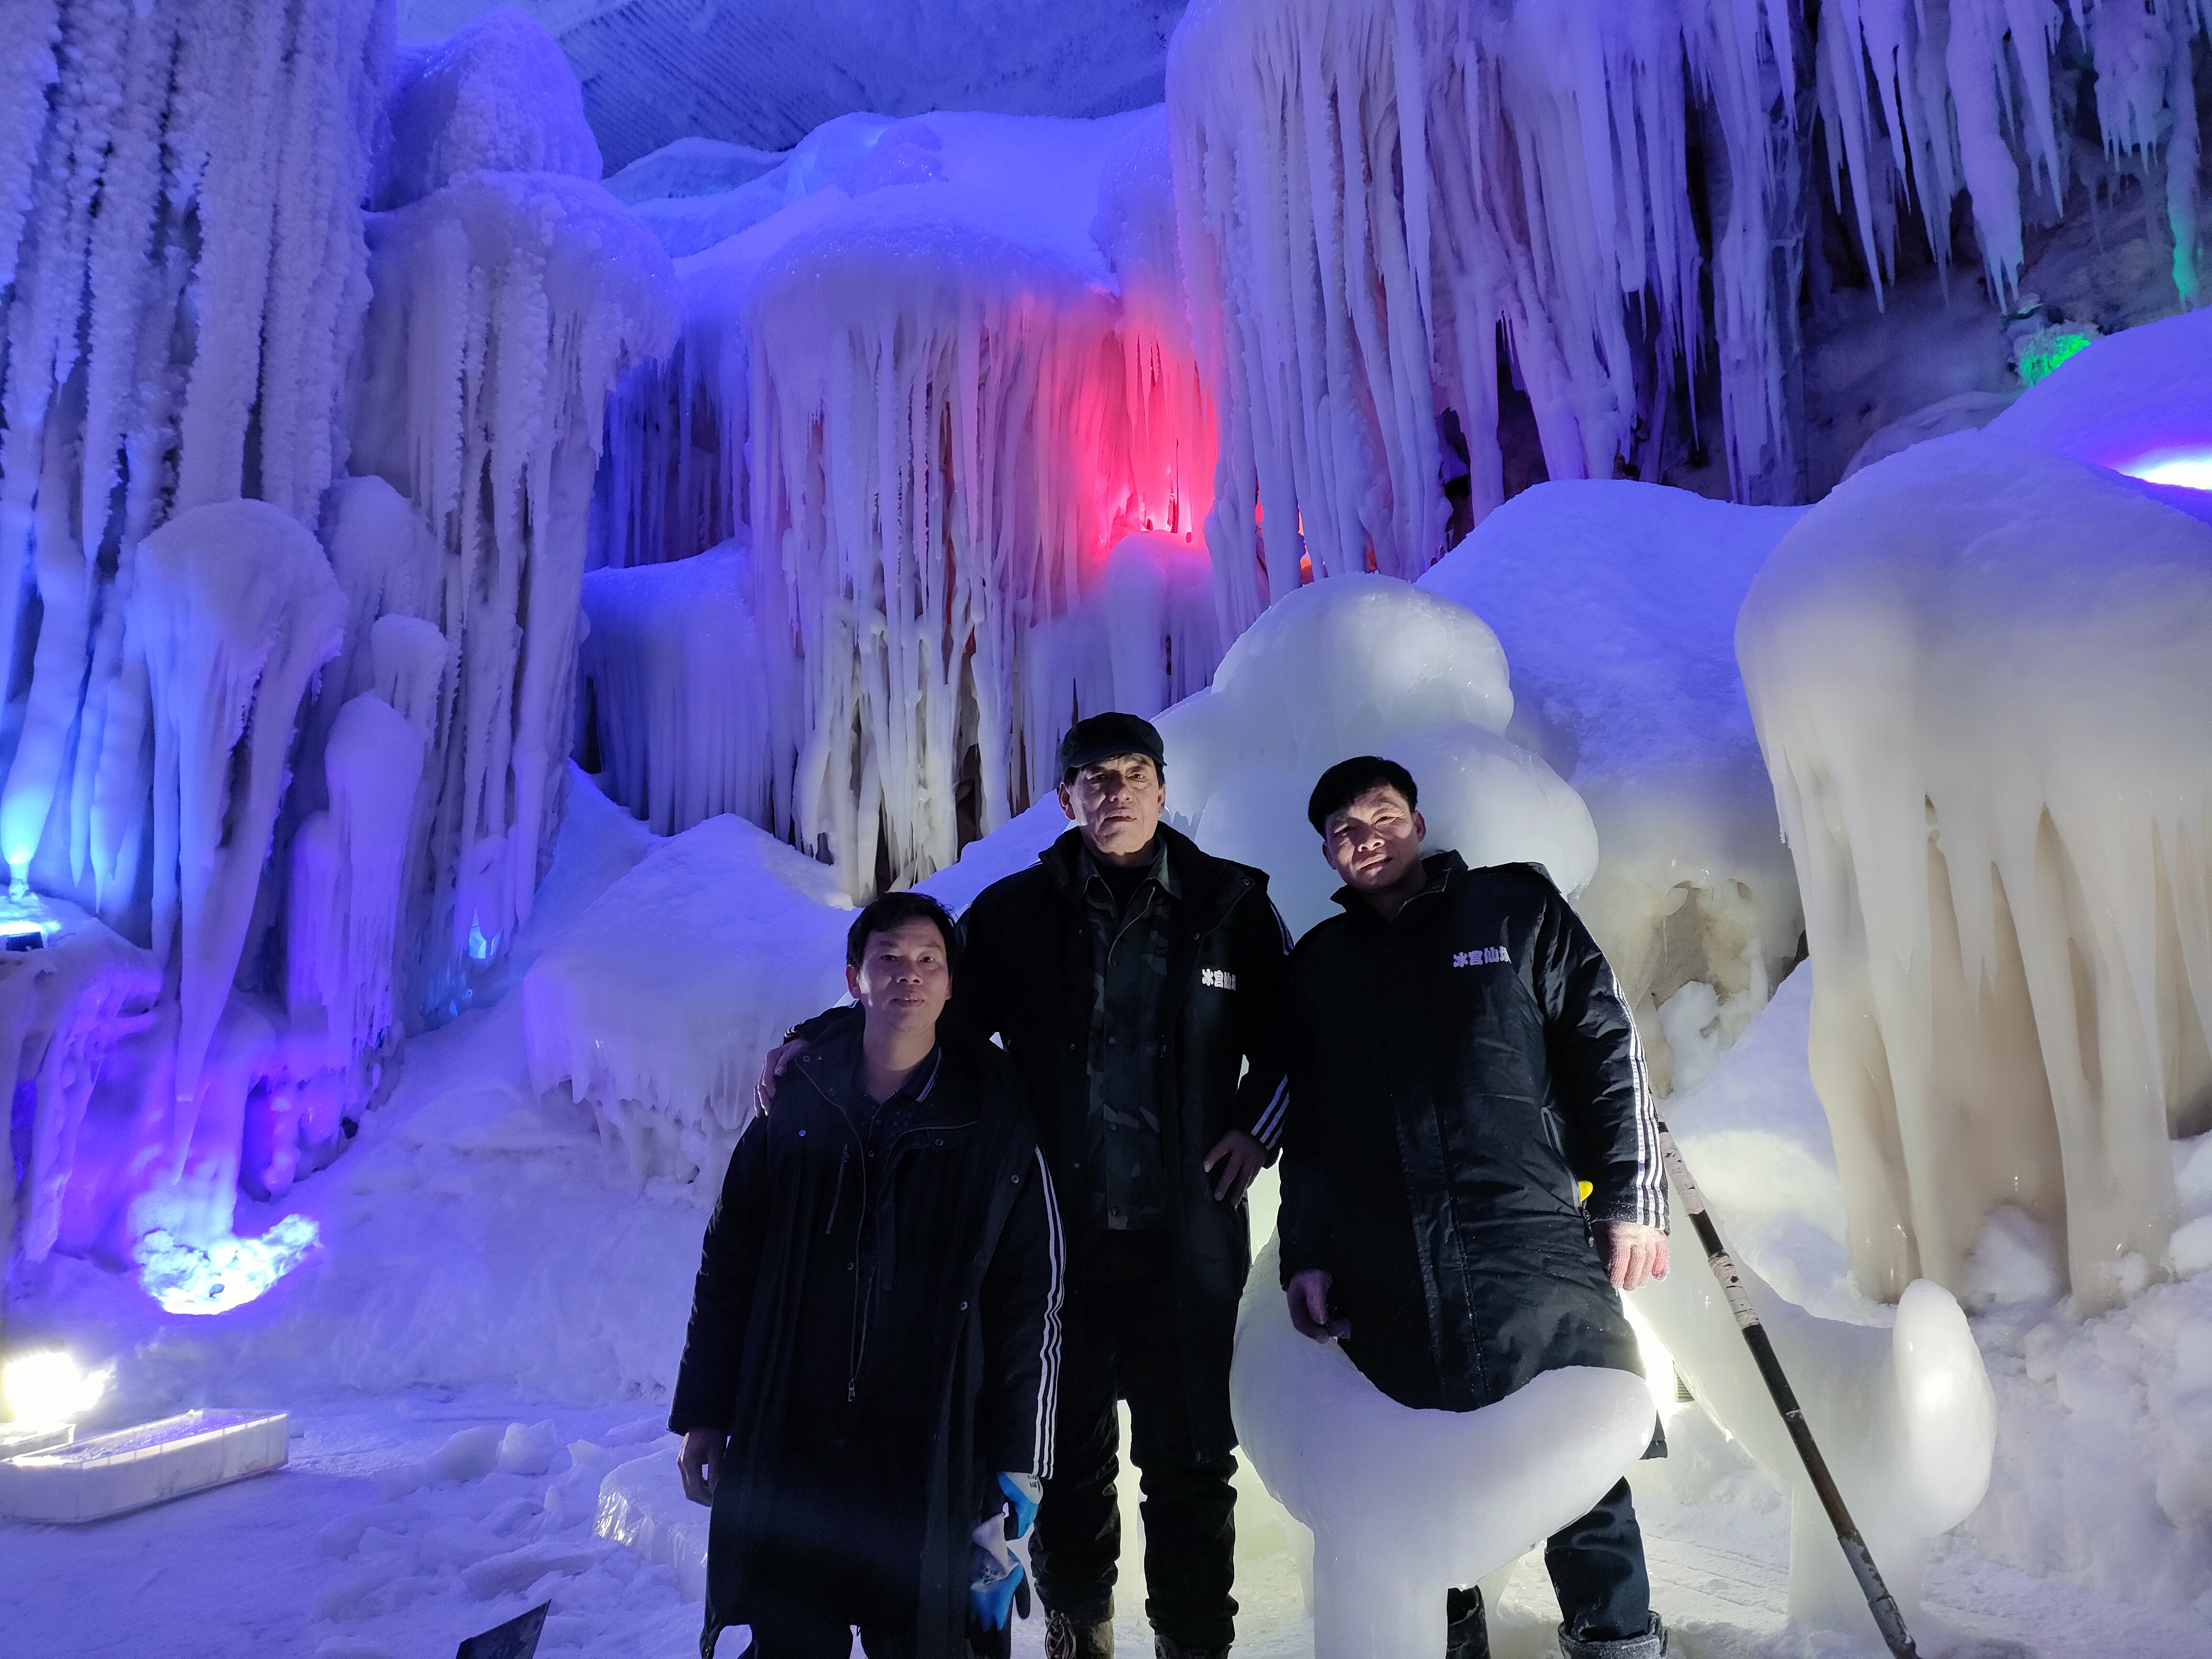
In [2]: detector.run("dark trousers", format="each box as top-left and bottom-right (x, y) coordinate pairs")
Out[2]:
(1449, 1476), (1650, 1650)
(738, 1445), (921, 1659)
(1032, 1232), (1237, 1653)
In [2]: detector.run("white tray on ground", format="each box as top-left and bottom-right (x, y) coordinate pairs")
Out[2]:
(0, 1409), (288, 1522)
(0, 1421), (75, 1459)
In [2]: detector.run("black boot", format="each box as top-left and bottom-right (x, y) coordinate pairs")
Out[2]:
(1153, 1634), (1227, 1659)
(1446, 1586), (1489, 1659)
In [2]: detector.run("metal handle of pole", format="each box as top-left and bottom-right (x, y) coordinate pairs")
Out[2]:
(1654, 1120), (1920, 1659)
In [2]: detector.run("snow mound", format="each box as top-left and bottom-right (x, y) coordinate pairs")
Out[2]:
(1155, 574), (1592, 937)
(1990, 306), (2212, 484)
(519, 812), (852, 1185)
(1738, 429), (2212, 1310)
(379, 7), (601, 209)
(1423, 481), (1808, 1092)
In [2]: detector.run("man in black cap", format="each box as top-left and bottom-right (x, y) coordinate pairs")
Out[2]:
(764, 711), (1292, 1659)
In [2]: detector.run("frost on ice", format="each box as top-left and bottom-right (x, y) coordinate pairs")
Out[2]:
(1739, 426), (2212, 1308)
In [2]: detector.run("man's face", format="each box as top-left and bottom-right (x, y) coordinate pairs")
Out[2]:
(845, 917), (952, 1039)
(1320, 785), (1426, 893)
(1057, 752), (1165, 861)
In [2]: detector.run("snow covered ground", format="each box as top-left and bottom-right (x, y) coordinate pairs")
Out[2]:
(7, 765), (2211, 1657)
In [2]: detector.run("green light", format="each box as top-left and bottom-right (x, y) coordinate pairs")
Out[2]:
(2015, 326), (2095, 387)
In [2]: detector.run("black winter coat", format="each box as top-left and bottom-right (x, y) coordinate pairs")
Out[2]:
(952, 824), (1291, 1457)
(669, 1020), (1063, 1659)
(1278, 852), (1665, 1416)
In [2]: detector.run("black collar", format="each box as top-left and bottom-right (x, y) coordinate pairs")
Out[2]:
(1333, 849), (1465, 923)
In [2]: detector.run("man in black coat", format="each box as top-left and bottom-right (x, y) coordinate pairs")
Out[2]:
(1278, 757), (1671, 1659)
(764, 712), (1292, 1659)
(672, 892), (1064, 1659)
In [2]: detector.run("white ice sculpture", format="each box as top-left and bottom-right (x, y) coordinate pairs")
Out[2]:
(1630, 1246), (1995, 1641)
(1232, 1236), (1658, 1659)
(1738, 430), (2212, 1307)
(352, 167), (676, 1006)
(598, 108), (1216, 895)
(1422, 482), (1809, 1093)
(1154, 574), (1595, 936)
(132, 500), (346, 1127)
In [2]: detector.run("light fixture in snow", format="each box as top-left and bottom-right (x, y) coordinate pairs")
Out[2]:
(132, 1217), (321, 1315)
(2120, 452), (2212, 491)
(2, 1349), (111, 1429)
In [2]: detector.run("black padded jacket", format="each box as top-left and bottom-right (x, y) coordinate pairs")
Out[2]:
(1277, 852), (1664, 1414)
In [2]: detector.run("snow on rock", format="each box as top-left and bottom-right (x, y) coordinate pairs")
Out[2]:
(600, 108), (1215, 896)
(519, 811), (852, 1187)
(608, 112), (897, 262)
(376, 7), (601, 210)
(1233, 1234), (1657, 1659)
(594, 1451), (709, 1601)
(353, 169), (676, 1011)
(1422, 481), (1808, 1093)
(1989, 305), (2212, 483)
(1154, 574), (1591, 937)
(577, 539), (774, 838)
(1737, 430), (2212, 1310)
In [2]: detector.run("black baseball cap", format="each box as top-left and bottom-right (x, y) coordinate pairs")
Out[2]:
(1058, 712), (1166, 781)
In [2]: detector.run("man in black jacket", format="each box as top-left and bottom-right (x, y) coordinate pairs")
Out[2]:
(764, 712), (1292, 1659)
(1278, 757), (1670, 1659)
(672, 892), (1063, 1659)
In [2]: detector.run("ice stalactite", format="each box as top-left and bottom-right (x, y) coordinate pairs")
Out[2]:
(1167, 0), (1802, 626)
(131, 501), (347, 1137)
(597, 109), (1217, 893)
(577, 540), (774, 837)
(1166, 0), (2212, 619)
(1738, 430), (2212, 1309)
(352, 169), (675, 1007)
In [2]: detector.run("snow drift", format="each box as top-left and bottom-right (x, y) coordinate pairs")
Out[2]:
(1738, 429), (2212, 1309)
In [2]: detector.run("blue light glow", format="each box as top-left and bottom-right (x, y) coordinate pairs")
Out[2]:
(132, 1215), (321, 1314)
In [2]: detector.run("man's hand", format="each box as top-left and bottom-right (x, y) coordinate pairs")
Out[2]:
(1203, 1128), (1265, 1203)
(1594, 1220), (1670, 1291)
(1286, 1268), (1350, 1343)
(754, 1039), (806, 1116)
(678, 1428), (729, 1505)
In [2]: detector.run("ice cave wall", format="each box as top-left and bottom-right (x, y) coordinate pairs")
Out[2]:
(591, 106), (1217, 897)
(0, 3), (674, 1272)
(1165, 0), (2212, 620)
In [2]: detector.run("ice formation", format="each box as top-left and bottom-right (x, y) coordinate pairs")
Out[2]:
(1630, 1217), (1995, 1639)
(597, 108), (1215, 893)
(1165, 0), (2212, 612)
(1738, 428), (2212, 1308)
(519, 813), (852, 1186)
(1154, 575), (1594, 936)
(1232, 1236), (1659, 1659)
(0, 6), (676, 1283)
(1423, 482), (1808, 1092)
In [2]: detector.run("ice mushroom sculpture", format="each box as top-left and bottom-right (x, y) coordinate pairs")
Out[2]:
(1738, 430), (2212, 1309)
(1231, 1237), (1658, 1659)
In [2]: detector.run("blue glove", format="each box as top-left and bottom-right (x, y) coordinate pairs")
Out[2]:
(967, 1472), (1042, 1656)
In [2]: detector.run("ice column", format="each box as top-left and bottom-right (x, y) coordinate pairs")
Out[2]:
(130, 501), (347, 1135)
(1738, 431), (2212, 1308)
(352, 170), (676, 1006)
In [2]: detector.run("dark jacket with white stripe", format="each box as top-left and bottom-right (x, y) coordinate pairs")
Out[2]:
(953, 823), (1291, 1458)
(670, 1019), (1062, 1659)
(1278, 852), (1665, 1415)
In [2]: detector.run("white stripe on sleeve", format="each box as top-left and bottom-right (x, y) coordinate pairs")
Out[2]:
(1029, 1148), (1065, 1478)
